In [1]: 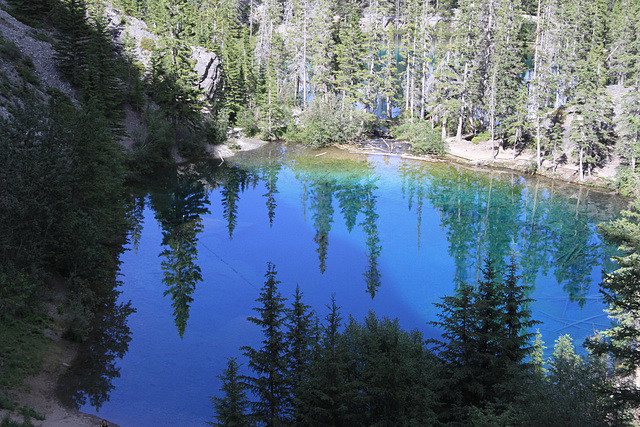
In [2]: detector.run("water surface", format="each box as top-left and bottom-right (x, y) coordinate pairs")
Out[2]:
(68, 144), (625, 426)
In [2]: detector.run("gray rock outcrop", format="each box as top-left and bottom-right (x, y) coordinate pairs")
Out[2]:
(103, 7), (222, 101)
(192, 46), (221, 99)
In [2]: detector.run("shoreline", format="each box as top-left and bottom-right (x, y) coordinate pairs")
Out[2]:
(215, 134), (621, 193)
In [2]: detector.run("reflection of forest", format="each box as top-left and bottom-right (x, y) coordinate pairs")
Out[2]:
(293, 157), (382, 298)
(148, 169), (211, 338)
(133, 153), (622, 333)
(399, 162), (621, 306)
(133, 158), (280, 337)
(56, 289), (135, 410)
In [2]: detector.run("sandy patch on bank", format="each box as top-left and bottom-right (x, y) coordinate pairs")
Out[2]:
(207, 135), (270, 162)
(0, 291), (121, 427)
(0, 347), (121, 427)
(338, 135), (619, 186)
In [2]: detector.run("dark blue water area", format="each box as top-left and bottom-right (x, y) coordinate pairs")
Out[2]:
(80, 144), (626, 426)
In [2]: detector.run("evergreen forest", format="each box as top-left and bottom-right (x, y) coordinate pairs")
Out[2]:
(108, 0), (640, 183)
(1, 0), (640, 424)
(210, 259), (635, 425)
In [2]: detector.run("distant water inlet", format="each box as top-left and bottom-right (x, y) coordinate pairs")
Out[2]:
(64, 143), (626, 426)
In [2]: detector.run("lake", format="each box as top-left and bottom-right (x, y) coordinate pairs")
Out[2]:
(59, 143), (626, 426)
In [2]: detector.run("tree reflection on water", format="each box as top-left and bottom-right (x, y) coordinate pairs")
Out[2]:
(56, 289), (135, 410)
(132, 149), (621, 339)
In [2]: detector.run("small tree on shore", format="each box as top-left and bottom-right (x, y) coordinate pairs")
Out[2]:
(208, 357), (250, 426)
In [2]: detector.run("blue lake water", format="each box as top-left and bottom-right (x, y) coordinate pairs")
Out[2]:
(71, 143), (625, 426)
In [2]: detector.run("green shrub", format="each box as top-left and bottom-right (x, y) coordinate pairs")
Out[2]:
(30, 31), (53, 43)
(236, 107), (260, 137)
(0, 395), (17, 411)
(1, 415), (35, 427)
(0, 39), (23, 62)
(202, 108), (229, 145)
(471, 130), (491, 144)
(130, 108), (174, 173)
(616, 167), (640, 197)
(394, 120), (447, 155)
(16, 65), (39, 87)
(295, 95), (370, 149)
(18, 407), (44, 422)
(140, 37), (155, 52)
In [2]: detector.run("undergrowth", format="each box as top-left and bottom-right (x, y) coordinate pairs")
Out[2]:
(0, 311), (49, 393)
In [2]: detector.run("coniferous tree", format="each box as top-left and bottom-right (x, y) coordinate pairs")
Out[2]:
(501, 254), (539, 365)
(256, 61), (285, 140)
(343, 312), (438, 425)
(148, 0), (203, 147)
(617, 86), (640, 177)
(297, 294), (348, 425)
(334, 13), (367, 108)
(429, 280), (477, 411)
(222, 27), (250, 122)
(587, 201), (640, 373)
(283, 285), (314, 422)
(470, 257), (507, 402)
(607, 0), (638, 86)
(82, 17), (126, 127)
(544, 335), (623, 425)
(241, 263), (289, 426)
(569, 52), (614, 180)
(615, 8), (640, 179)
(54, 0), (91, 87)
(431, 256), (538, 420)
(8, 0), (56, 25)
(208, 358), (251, 426)
(487, 0), (526, 154)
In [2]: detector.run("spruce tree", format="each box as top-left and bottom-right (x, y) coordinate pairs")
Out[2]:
(586, 200), (640, 372)
(569, 53), (614, 180)
(209, 358), (250, 426)
(241, 263), (289, 426)
(429, 280), (477, 409)
(431, 256), (538, 417)
(470, 257), (507, 403)
(333, 13), (367, 108)
(53, 0), (91, 87)
(82, 17), (126, 128)
(283, 285), (314, 422)
(344, 312), (438, 425)
(297, 294), (348, 426)
(501, 253), (539, 365)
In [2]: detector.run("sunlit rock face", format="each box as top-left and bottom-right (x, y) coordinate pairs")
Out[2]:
(103, 7), (222, 100)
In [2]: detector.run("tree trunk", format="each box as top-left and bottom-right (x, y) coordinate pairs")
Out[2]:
(457, 63), (468, 143)
(490, 65), (497, 160)
(536, 118), (541, 171)
(442, 117), (447, 140)
(579, 145), (584, 181)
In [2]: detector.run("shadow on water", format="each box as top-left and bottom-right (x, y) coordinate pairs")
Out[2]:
(83, 146), (629, 425)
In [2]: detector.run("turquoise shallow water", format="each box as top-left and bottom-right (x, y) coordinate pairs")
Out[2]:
(73, 144), (625, 426)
